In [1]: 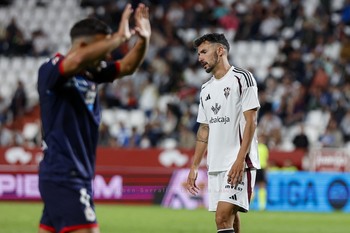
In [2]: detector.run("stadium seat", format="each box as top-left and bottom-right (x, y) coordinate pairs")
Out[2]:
(101, 109), (116, 127)
(129, 109), (146, 132)
(22, 122), (39, 141)
(264, 40), (279, 57)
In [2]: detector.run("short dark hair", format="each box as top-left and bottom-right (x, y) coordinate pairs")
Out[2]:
(70, 18), (112, 40)
(193, 33), (230, 52)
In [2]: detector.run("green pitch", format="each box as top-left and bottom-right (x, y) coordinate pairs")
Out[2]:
(0, 202), (348, 233)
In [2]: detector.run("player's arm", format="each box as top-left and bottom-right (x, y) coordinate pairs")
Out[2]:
(116, 3), (151, 77)
(60, 4), (134, 76)
(228, 108), (258, 186)
(187, 123), (209, 195)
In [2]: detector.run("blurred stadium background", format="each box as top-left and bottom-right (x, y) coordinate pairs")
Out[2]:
(0, 0), (349, 231)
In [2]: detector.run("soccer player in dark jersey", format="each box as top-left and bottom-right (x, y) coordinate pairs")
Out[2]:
(37, 3), (150, 233)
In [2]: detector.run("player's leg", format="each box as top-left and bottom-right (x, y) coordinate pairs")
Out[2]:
(233, 212), (240, 233)
(215, 169), (256, 233)
(215, 201), (239, 232)
(257, 181), (267, 210)
(257, 169), (267, 210)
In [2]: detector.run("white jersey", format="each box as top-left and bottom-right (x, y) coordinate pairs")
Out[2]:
(197, 66), (261, 172)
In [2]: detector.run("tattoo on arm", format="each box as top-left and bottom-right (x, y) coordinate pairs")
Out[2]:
(196, 124), (209, 143)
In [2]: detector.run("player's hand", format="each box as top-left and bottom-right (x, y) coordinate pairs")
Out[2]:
(187, 168), (199, 195)
(116, 3), (134, 42)
(227, 159), (245, 187)
(134, 3), (151, 40)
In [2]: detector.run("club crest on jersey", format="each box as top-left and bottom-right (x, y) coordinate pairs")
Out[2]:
(224, 87), (230, 99)
(211, 103), (221, 115)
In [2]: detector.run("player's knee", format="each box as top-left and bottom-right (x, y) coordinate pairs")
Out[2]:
(215, 212), (232, 229)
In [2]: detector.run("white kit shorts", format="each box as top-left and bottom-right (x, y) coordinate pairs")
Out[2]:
(208, 169), (256, 212)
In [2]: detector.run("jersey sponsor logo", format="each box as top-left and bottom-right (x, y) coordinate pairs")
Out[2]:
(209, 116), (230, 124)
(229, 194), (237, 200)
(224, 87), (230, 99)
(66, 77), (97, 111)
(211, 103), (221, 115)
(205, 94), (211, 101)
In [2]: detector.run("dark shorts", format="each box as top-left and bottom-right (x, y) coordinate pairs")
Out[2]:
(39, 180), (98, 233)
(255, 169), (267, 183)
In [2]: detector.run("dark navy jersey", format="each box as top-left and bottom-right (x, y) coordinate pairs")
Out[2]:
(37, 53), (120, 183)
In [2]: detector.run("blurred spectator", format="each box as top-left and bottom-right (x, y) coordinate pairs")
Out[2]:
(118, 79), (138, 110)
(128, 126), (142, 148)
(124, 88), (138, 110)
(258, 10), (282, 40)
(162, 103), (180, 139)
(5, 18), (32, 56)
(292, 123), (310, 152)
(217, 3), (240, 31)
(142, 122), (162, 147)
(0, 95), (10, 123)
(139, 76), (159, 118)
(183, 63), (209, 89)
(319, 118), (344, 147)
(9, 80), (27, 121)
(177, 123), (196, 150)
(0, 22), (6, 54)
(341, 0), (350, 25)
(258, 107), (282, 148)
(99, 83), (121, 108)
(0, 123), (13, 146)
(256, 133), (269, 211)
(115, 122), (131, 148)
(31, 29), (51, 57)
(22, 120), (41, 148)
(340, 109), (350, 142)
(98, 122), (115, 147)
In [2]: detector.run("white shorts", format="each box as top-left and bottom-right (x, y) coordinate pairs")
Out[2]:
(208, 169), (256, 212)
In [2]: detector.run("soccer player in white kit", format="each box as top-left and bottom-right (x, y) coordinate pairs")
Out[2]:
(186, 33), (260, 233)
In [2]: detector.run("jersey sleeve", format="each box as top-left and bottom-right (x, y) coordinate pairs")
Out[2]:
(197, 94), (208, 124)
(88, 61), (121, 83)
(37, 55), (66, 92)
(241, 72), (260, 112)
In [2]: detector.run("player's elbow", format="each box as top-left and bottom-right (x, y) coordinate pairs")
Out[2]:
(119, 60), (139, 76)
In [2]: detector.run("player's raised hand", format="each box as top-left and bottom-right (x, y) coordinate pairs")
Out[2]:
(187, 168), (200, 195)
(116, 3), (134, 42)
(134, 3), (151, 40)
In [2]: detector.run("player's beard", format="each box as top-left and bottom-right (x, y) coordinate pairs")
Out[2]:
(204, 53), (219, 73)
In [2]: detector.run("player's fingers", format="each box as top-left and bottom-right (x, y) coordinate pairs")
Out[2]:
(135, 3), (144, 20)
(122, 3), (133, 19)
(189, 185), (199, 195)
(134, 27), (141, 35)
(237, 171), (243, 183)
(227, 175), (232, 184)
(187, 178), (199, 195)
(142, 5), (149, 18)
